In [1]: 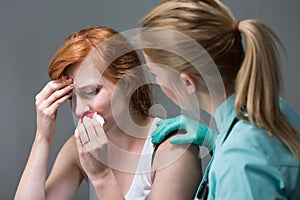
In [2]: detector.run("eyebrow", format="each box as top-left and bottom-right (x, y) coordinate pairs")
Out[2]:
(74, 80), (99, 89)
(77, 84), (97, 90)
(72, 84), (99, 94)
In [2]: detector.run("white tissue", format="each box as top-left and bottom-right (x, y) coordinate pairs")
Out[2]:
(93, 113), (105, 126)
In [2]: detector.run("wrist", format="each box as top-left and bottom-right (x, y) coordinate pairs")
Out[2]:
(34, 131), (53, 145)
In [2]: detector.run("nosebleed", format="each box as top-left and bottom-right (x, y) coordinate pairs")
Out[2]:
(82, 110), (105, 126)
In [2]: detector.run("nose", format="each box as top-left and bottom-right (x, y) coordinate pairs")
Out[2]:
(73, 96), (91, 118)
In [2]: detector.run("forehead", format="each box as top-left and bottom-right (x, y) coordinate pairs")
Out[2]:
(66, 54), (102, 87)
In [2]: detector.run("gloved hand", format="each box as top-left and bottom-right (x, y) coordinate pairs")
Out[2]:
(152, 115), (218, 150)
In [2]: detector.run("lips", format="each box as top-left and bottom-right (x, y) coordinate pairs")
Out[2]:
(82, 110), (105, 126)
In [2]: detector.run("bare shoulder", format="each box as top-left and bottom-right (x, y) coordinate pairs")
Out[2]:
(152, 130), (200, 171)
(149, 130), (202, 200)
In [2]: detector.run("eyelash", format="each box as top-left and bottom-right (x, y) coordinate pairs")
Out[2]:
(87, 87), (100, 95)
(68, 87), (101, 100)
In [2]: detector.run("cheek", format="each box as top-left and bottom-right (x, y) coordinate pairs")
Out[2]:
(155, 77), (162, 85)
(154, 75), (179, 105)
(155, 70), (173, 86)
(92, 91), (113, 116)
(160, 85), (179, 105)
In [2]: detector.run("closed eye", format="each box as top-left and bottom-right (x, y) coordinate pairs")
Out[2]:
(80, 86), (101, 99)
(86, 87), (100, 95)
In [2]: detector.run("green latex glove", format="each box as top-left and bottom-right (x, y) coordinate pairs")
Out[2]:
(152, 115), (218, 150)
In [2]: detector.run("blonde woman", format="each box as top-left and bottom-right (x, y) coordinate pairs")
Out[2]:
(140, 0), (300, 199)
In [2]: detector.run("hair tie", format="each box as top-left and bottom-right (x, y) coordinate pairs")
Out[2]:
(232, 20), (240, 32)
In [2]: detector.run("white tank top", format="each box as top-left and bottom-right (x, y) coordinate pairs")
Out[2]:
(89, 118), (160, 200)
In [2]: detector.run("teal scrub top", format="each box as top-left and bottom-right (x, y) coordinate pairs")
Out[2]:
(198, 94), (300, 200)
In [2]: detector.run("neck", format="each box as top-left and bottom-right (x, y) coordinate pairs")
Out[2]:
(103, 117), (153, 173)
(103, 115), (152, 152)
(196, 91), (227, 116)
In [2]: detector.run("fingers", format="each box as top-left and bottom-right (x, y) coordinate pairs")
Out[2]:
(90, 117), (107, 141)
(77, 120), (90, 145)
(82, 117), (99, 140)
(43, 83), (73, 107)
(152, 124), (168, 144)
(75, 116), (108, 165)
(170, 134), (194, 144)
(36, 78), (73, 102)
(35, 78), (74, 120)
(37, 82), (74, 110)
(156, 115), (180, 126)
(74, 129), (92, 159)
(76, 116), (105, 146)
(42, 92), (73, 119)
(152, 119), (180, 144)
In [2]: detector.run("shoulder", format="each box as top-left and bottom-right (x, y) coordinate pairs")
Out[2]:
(210, 120), (300, 198)
(219, 120), (298, 165)
(150, 131), (202, 199)
(152, 130), (200, 170)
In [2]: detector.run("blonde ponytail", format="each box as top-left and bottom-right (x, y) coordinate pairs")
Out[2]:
(235, 20), (300, 158)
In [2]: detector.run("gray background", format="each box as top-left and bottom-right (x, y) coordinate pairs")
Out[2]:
(0, 0), (299, 199)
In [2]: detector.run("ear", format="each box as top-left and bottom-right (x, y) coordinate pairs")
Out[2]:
(180, 73), (196, 94)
